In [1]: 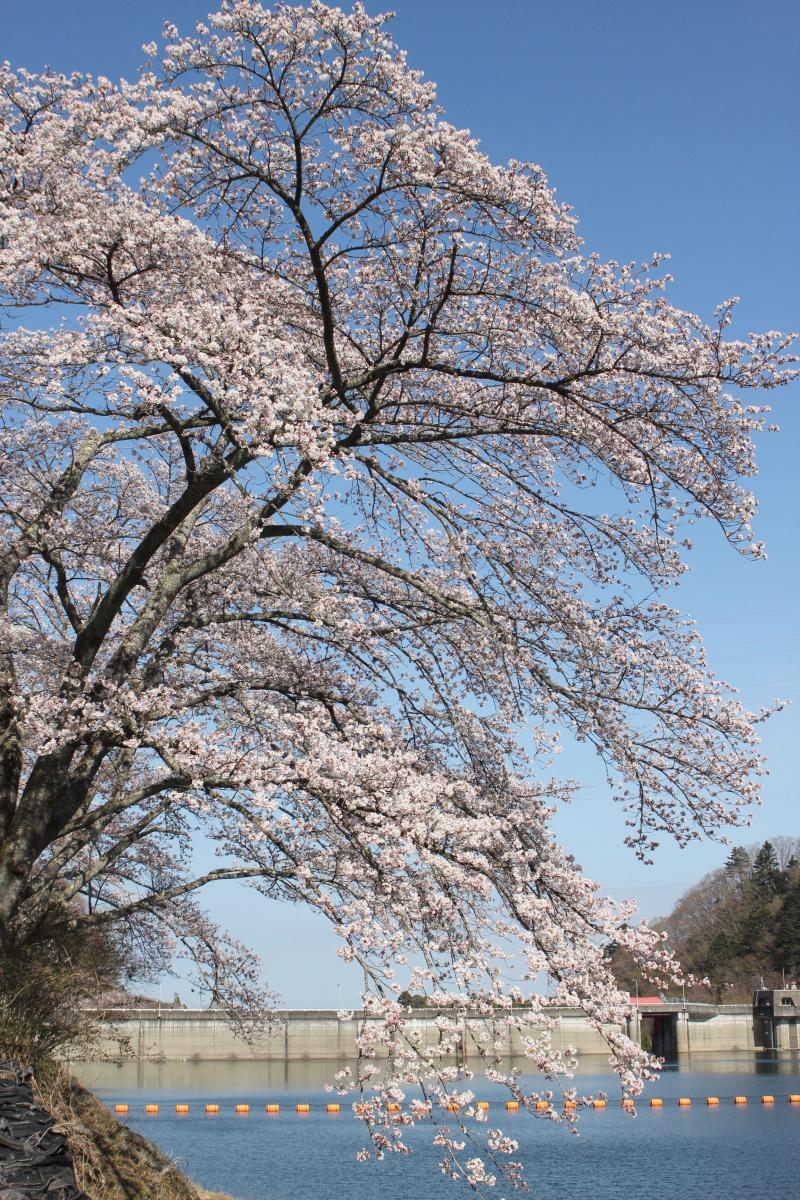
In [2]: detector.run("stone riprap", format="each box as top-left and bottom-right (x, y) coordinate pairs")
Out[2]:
(0, 1062), (87, 1200)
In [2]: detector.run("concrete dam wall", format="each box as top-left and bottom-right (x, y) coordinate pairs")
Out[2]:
(89, 1004), (763, 1062)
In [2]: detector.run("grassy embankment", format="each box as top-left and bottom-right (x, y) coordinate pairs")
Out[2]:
(34, 1064), (235, 1200)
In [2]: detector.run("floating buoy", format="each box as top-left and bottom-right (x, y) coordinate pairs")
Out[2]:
(678, 1098), (691, 1107)
(477, 1101), (490, 1111)
(789, 1095), (800, 1103)
(144, 1104), (158, 1114)
(205, 1104), (219, 1114)
(175, 1104), (189, 1115)
(706, 1097), (719, 1106)
(564, 1100), (577, 1110)
(265, 1104), (280, 1114)
(734, 1096), (748, 1105)
(593, 1099), (606, 1109)
(296, 1103), (310, 1113)
(386, 1103), (401, 1113)
(326, 1103), (340, 1113)
(235, 1104), (249, 1114)
(649, 1098), (663, 1108)
(505, 1101), (520, 1110)
(447, 1102), (460, 1112)
(762, 1095), (775, 1104)
(534, 1100), (549, 1111)
(621, 1099), (635, 1111)
(114, 1104), (128, 1115)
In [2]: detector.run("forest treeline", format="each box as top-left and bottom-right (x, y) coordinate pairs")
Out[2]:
(610, 837), (800, 1002)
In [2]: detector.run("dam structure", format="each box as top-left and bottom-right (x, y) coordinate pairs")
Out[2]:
(87, 991), (800, 1063)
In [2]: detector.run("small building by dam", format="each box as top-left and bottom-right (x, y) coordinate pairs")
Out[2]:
(85, 991), (800, 1063)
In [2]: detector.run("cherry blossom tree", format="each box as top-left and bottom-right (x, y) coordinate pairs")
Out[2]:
(0, 1), (795, 1187)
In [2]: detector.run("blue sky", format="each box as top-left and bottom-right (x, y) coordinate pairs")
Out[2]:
(4, 0), (798, 1005)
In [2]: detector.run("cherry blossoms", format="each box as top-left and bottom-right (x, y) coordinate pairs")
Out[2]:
(0, 1), (796, 1188)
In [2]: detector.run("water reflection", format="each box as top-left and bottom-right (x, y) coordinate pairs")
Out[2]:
(74, 1057), (357, 1093)
(753, 1050), (800, 1074)
(72, 1049), (800, 1095)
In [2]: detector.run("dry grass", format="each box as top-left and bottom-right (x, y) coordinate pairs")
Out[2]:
(34, 1065), (237, 1200)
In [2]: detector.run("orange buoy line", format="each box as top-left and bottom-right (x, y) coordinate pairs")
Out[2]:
(108, 1092), (800, 1119)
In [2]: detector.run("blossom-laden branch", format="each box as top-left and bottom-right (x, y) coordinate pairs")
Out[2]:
(0, 2), (796, 1190)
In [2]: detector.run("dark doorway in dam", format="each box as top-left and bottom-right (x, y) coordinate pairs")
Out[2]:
(642, 1013), (678, 1060)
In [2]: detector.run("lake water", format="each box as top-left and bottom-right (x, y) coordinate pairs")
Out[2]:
(77, 1054), (800, 1199)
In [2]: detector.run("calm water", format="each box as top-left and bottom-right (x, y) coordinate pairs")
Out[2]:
(77, 1054), (800, 1200)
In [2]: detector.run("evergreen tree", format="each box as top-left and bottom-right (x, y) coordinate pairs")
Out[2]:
(751, 841), (785, 897)
(774, 880), (800, 980)
(724, 846), (752, 891)
(736, 903), (773, 959)
(704, 931), (738, 973)
(725, 846), (751, 875)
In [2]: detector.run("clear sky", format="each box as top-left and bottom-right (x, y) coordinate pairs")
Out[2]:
(4, 0), (799, 1006)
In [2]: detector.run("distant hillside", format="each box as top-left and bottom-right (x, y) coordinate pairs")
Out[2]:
(609, 837), (800, 1003)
